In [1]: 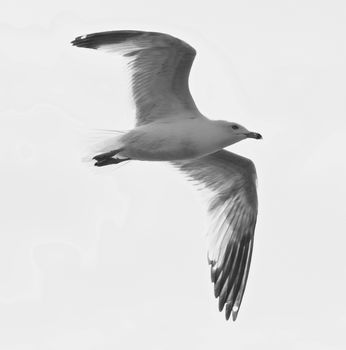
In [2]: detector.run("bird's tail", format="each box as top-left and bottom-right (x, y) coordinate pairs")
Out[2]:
(78, 127), (129, 166)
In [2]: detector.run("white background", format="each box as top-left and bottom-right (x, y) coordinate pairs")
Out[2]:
(1, 1), (346, 349)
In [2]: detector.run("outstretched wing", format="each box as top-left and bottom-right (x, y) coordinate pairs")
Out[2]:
(71, 30), (201, 125)
(174, 150), (258, 321)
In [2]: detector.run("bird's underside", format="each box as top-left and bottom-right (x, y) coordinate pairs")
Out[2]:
(72, 30), (259, 321)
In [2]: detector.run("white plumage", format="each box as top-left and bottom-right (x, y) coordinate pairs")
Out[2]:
(72, 30), (262, 321)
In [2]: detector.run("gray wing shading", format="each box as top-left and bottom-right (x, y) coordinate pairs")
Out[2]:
(71, 30), (200, 125)
(173, 150), (258, 321)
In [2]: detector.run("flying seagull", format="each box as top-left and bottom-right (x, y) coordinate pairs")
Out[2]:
(71, 30), (262, 321)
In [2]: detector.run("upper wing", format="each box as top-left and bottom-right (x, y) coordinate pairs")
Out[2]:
(173, 150), (258, 321)
(71, 30), (201, 125)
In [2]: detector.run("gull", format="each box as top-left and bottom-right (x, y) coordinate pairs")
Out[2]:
(71, 30), (262, 321)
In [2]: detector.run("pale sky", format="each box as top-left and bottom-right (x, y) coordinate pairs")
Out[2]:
(1, 1), (346, 349)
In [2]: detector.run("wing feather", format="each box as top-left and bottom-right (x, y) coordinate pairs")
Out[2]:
(71, 30), (200, 125)
(174, 150), (258, 321)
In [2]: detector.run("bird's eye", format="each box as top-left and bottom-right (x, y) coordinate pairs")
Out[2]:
(232, 125), (239, 130)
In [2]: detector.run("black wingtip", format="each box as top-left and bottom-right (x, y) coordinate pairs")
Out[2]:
(225, 302), (240, 321)
(232, 308), (239, 321)
(210, 234), (254, 322)
(71, 35), (99, 49)
(71, 30), (146, 49)
(225, 306), (232, 321)
(218, 292), (227, 312)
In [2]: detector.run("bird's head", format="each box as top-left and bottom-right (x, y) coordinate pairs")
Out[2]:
(216, 121), (262, 142)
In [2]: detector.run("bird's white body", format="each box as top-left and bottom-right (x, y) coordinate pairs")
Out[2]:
(118, 118), (246, 161)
